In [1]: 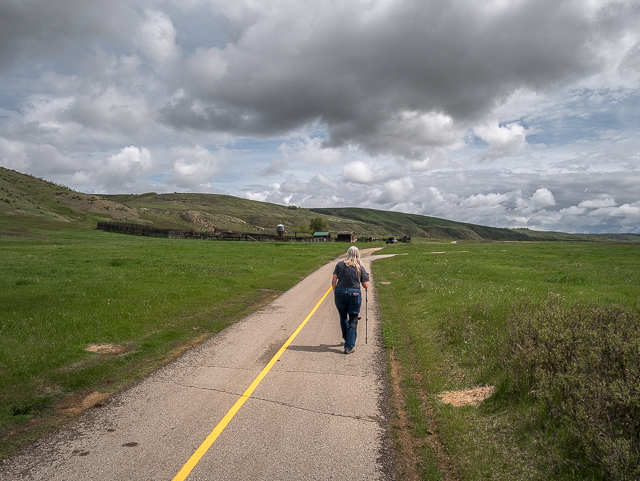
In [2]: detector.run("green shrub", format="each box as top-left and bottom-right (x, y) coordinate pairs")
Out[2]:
(308, 216), (327, 233)
(502, 296), (640, 479)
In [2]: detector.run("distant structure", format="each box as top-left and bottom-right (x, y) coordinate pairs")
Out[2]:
(313, 232), (331, 242)
(276, 224), (285, 238)
(337, 231), (356, 242)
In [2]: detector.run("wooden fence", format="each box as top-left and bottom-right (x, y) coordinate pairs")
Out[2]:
(96, 221), (324, 242)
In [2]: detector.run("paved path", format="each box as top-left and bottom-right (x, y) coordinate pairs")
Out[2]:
(1, 250), (396, 480)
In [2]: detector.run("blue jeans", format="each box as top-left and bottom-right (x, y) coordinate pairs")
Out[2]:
(334, 287), (362, 350)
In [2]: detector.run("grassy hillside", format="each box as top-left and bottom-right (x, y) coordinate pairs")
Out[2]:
(309, 206), (531, 240)
(103, 192), (339, 234)
(2, 166), (639, 242)
(0, 168), (147, 233)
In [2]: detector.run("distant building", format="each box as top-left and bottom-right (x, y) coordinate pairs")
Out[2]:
(336, 231), (355, 242)
(313, 232), (331, 242)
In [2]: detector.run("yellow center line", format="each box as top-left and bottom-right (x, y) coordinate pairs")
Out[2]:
(172, 285), (334, 481)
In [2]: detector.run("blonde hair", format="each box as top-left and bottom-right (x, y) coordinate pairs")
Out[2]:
(344, 246), (362, 279)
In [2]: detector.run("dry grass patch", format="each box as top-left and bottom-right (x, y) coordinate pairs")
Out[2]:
(439, 386), (495, 408)
(85, 344), (129, 355)
(55, 390), (110, 415)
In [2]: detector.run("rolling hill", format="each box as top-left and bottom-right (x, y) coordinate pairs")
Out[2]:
(1, 166), (638, 243)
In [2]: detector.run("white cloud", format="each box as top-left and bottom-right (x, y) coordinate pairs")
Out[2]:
(108, 145), (151, 170)
(99, 146), (152, 188)
(343, 161), (376, 184)
(0, 137), (78, 175)
(610, 202), (640, 216)
(0, 138), (31, 171)
(427, 186), (447, 205)
(342, 161), (403, 184)
(377, 177), (414, 204)
(264, 136), (346, 177)
(531, 187), (556, 208)
(462, 192), (511, 208)
(474, 122), (528, 158)
(280, 178), (309, 194)
(578, 198), (617, 208)
(409, 149), (450, 172)
(170, 146), (224, 189)
(314, 173), (339, 190)
(245, 190), (269, 202)
(559, 205), (586, 216)
(136, 9), (182, 73)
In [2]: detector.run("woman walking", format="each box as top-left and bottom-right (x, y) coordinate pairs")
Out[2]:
(332, 246), (370, 354)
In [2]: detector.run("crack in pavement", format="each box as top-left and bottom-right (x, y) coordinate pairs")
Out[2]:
(171, 382), (384, 425)
(154, 365), (370, 379)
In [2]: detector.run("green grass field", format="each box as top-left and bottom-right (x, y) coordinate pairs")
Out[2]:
(374, 240), (640, 480)
(2, 230), (640, 478)
(0, 229), (348, 458)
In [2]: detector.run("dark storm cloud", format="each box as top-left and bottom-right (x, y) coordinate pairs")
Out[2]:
(160, 0), (639, 158)
(0, 0), (140, 72)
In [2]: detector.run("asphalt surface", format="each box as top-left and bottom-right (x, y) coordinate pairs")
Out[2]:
(1, 249), (396, 480)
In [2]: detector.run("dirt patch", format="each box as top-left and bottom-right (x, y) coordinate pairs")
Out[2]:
(85, 344), (129, 355)
(251, 289), (282, 310)
(178, 210), (217, 230)
(58, 193), (145, 222)
(439, 386), (495, 407)
(389, 354), (422, 480)
(55, 391), (110, 415)
(214, 214), (247, 226)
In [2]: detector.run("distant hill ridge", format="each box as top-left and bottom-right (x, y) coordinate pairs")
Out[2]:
(1, 166), (639, 242)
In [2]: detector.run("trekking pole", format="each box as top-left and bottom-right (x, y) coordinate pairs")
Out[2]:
(365, 288), (368, 344)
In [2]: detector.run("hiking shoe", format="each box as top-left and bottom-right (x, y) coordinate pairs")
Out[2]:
(344, 348), (354, 354)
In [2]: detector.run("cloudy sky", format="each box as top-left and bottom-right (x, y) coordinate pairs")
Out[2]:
(1, 0), (639, 233)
